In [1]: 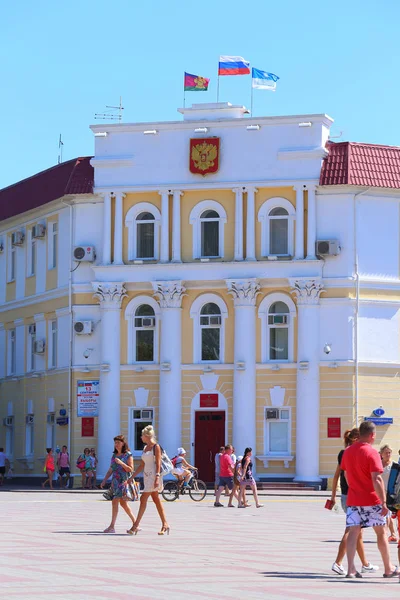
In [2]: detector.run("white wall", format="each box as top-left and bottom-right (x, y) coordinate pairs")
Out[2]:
(358, 302), (400, 363)
(316, 193), (354, 278)
(56, 308), (71, 368)
(72, 305), (101, 367)
(319, 301), (354, 361)
(72, 203), (102, 283)
(0, 326), (5, 378)
(57, 207), (70, 289)
(0, 241), (6, 304)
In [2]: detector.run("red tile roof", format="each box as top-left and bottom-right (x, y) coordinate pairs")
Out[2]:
(0, 157), (93, 222)
(320, 141), (400, 189)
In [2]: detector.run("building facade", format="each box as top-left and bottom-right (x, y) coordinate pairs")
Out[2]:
(1, 103), (400, 484)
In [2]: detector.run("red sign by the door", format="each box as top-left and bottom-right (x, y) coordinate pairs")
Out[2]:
(327, 417), (341, 438)
(82, 417), (94, 437)
(200, 393), (218, 408)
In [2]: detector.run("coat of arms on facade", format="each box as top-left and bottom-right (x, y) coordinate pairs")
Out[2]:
(189, 137), (220, 175)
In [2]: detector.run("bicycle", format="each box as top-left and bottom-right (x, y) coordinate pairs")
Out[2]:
(161, 468), (207, 502)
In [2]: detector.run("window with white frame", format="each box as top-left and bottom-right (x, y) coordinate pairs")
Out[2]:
(49, 320), (57, 368)
(48, 221), (58, 270)
(125, 203), (161, 262)
(46, 413), (55, 449)
(200, 303), (222, 361)
(258, 198), (295, 257)
(130, 408), (154, 453)
(5, 416), (14, 458)
(258, 293), (296, 363)
(190, 200), (227, 259)
(265, 407), (291, 454)
(8, 329), (16, 375)
(27, 228), (36, 277)
(134, 305), (155, 362)
(27, 325), (36, 372)
(8, 236), (16, 281)
(25, 414), (34, 456)
(190, 293), (228, 363)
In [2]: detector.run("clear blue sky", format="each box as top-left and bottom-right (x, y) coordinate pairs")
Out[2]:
(1, 0), (399, 189)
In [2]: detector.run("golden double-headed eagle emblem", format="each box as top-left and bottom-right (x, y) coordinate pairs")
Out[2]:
(191, 141), (218, 172)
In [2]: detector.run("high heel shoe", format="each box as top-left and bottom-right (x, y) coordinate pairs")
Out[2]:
(158, 525), (170, 536)
(127, 525), (141, 535)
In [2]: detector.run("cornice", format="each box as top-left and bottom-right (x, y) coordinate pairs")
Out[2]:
(0, 286), (68, 314)
(90, 156), (135, 169)
(278, 147), (328, 161)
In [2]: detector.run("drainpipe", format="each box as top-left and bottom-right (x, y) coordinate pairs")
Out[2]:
(353, 187), (371, 426)
(61, 200), (73, 457)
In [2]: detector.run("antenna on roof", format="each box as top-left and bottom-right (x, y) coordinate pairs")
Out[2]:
(94, 97), (124, 122)
(58, 134), (64, 164)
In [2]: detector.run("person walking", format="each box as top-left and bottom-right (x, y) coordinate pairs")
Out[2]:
(341, 420), (399, 578)
(42, 448), (55, 490)
(238, 448), (262, 508)
(100, 435), (137, 534)
(127, 425), (170, 535)
(0, 448), (9, 486)
(330, 428), (378, 575)
(214, 446), (224, 496)
(214, 445), (234, 507)
(380, 444), (398, 543)
(57, 445), (70, 489)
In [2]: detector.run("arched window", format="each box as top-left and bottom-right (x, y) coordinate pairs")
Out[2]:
(134, 305), (155, 362)
(136, 212), (155, 259)
(200, 303), (222, 361)
(258, 293), (296, 363)
(258, 198), (295, 257)
(190, 293), (228, 363)
(125, 203), (161, 261)
(125, 296), (160, 363)
(189, 200), (227, 259)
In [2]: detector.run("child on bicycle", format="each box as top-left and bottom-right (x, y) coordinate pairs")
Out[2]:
(172, 448), (196, 488)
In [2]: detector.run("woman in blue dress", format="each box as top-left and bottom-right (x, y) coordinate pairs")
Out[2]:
(100, 435), (137, 533)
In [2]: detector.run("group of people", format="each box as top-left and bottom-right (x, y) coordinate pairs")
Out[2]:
(214, 444), (263, 508)
(329, 421), (400, 579)
(76, 447), (98, 489)
(41, 445), (98, 490)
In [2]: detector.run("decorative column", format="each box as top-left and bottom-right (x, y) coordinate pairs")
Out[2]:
(233, 187), (244, 261)
(245, 186), (257, 261)
(227, 279), (260, 465)
(159, 189), (169, 263)
(290, 278), (324, 481)
(172, 190), (183, 263)
(102, 192), (112, 265)
(294, 185), (304, 259)
(92, 282), (127, 478)
(306, 185), (317, 259)
(152, 281), (186, 456)
(113, 192), (125, 265)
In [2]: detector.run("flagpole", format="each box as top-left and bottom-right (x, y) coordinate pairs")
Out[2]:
(217, 75), (220, 102)
(250, 83), (254, 116)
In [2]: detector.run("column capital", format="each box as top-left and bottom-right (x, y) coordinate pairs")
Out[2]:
(113, 191), (126, 200)
(293, 183), (306, 192)
(152, 281), (186, 308)
(303, 183), (317, 192)
(92, 282), (127, 309)
(226, 278), (260, 306)
(232, 187), (242, 193)
(244, 186), (258, 194)
(289, 278), (324, 305)
(158, 188), (171, 196)
(172, 189), (184, 197)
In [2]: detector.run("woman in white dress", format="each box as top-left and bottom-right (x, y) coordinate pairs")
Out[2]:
(127, 425), (170, 535)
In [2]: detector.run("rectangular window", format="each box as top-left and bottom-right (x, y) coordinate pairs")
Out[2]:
(131, 409), (154, 452)
(137, 222), (154, 258)
(201, 328), (220, 361)
(28, 330), (36, 372)
(8, 329), (16, 375)
(8, 237), (16, 281)
(48, 222), (58, 269)
(201, 221), (219, 257)
(136, 330), (154, 362)
(50, 320), (57, 368)
(270, 219), (288, 255)
(25, 416), (34, 456)
(26, 229), (36, 277)
(269, 328), (288, 360)
(265, 408), (290, 454)
(46, 414), (55, 449)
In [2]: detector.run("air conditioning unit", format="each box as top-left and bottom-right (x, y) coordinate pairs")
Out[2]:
(73, 246), (96, 262)
(11, 231), (25, 246)
(142, 317), (155, 328)
(25, 414), (34, 425)
(28, 324), (36, 335)
(142, 409), (153, 420)
(266, 409), (279, 420)
(47, 413), (55, 424)
(74, 321), (93, 335)
(32, 224), (46, 239)
(316, 240), (341, 257)
(3, 416), (13, 426)
(268, 315), (289, 326)
(33, 339), (45, 354)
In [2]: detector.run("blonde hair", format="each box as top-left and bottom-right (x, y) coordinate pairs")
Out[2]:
(142, 425), (157, 443)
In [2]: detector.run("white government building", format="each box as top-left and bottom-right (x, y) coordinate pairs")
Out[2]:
(1, 101), (400, 485)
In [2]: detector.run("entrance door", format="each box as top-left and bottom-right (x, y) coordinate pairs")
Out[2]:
(195, 411), (225, 483)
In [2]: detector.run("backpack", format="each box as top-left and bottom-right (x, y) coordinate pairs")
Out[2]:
(171, 456), (178, 467)
(386, 462), (400, 511)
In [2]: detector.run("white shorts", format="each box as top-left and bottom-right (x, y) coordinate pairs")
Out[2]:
(346, 505), (386, 528)
(172, 467), (185, 476)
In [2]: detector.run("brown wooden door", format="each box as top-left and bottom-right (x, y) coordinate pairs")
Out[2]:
(194, 411), (225, 483)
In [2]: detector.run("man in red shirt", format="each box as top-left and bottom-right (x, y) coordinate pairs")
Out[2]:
(341, 421), (399, 578)
(214, 445), (234, 507)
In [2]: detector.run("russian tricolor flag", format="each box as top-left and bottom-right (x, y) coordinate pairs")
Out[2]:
(218, 55), (250, 76)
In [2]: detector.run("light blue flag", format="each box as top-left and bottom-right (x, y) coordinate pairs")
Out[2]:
(252, 68), (280, 91)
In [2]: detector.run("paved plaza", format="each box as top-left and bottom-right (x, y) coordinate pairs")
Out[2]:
(1, 489), (399, 599)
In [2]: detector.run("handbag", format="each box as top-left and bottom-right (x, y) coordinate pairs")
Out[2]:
(153, 444), (173, 477)
(124, 480), (140, 502)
